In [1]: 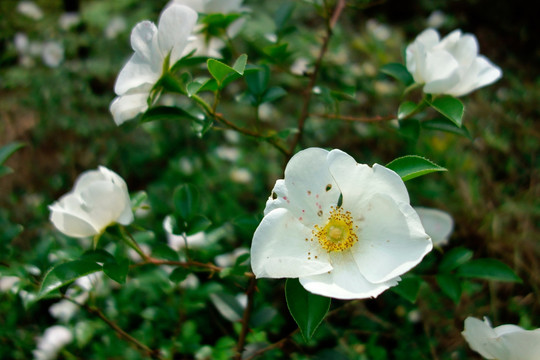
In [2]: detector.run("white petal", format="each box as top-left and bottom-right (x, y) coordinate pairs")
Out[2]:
(157, 5), (198, 66)
(414, 207), (453, 246)
(421, 50), (460, 93)
(114, 53), (160, 95)
(97, 167), (133, 225)
(447, 56), (502, 97)
(251, 208), (332, 279)
(169, 0), (206, 12)
(448, 33), (478, 68)
(350, 194), (432, 283)
(78, 181), (129, 230)
(263, 148), (341, 228)
(327, 150), (409, 210)
(495, 325), (540, 360)
(130, 20), (159, 65)
(462, 317), (499, 359)
(414, 28), (440, 49)
(110, 86), (151, 125)
(299, 251), (399, 299)
(49, 204), (99, 238)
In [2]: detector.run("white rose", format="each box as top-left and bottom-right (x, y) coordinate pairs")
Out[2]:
(406, 28), (502, 96)
(49, 166), (133, 238)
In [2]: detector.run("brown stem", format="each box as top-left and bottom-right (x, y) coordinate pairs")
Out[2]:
(288, 0), (347, 158)
(63, 295), (163, 359)
(234, 277), (258, 359)
(313, 113), (395, 123)
(243, 329), (299, 360)
(134, 257), (223, 273)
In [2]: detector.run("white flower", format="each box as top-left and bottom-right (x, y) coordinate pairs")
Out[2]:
(49, 166), (133, 238)
(414, 207), (453, 246)
(251, 148), (432, 299)
(59, 12), (80, 30)
(33, 325), (73, 360)
(215, 247), (249, 267)
(0, 275), (20, 292)
(17, 1), (43, 20)
(163, 216), (207, 251)
(42, 41), (64, 68)
(406, 28), (502, 97)
(366, 19), (391, 42)
(105, 16), (127, 39)
(110, 4), (198, 125)
(462, 317), (540, 360)
(426, 10), (446, 29)
(230, 168), (252, 184)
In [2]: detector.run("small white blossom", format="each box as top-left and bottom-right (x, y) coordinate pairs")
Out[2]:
(59, 12), (80, 30)
(414, 207), (453, 246)
(163, 216), (207, 250)
(290, 58), (310, 76)
(49, 166), (133, 238)
(215, 145), (240, 161)
(251, 148), (432, 299)
(42, 41), (64, 68)
(33, 325), (73, 360)
(426, 10), (446, 29)
(366, 19), (391, 41)
(462, 317), (540, 360)
(0, 275), (20, 292)
(406, 28), (502, 96)
(215, 247), (249, 267)
(110, 5), (198, 125)
(105, 16), (127, 39)
(17, 1), (43, 20)
(230, 168), (252, 184)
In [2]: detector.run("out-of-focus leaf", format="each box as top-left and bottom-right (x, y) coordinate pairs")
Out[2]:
(80, 249), (115, 264)
(261, 86), (287, 103)
(169, 267), (190, 283)
(38, 261), (102, 299)
(209, 292), (244, 322)
(380, 63), (414, 86)
(141, 106), (198, 123)
(439, 247), (474, 272)
(436, 274), (462, 304)
(103, 258), (129, 284)
(0, 142), (25, 165)
(456, 259), (522, 283)
(398, 101), (417, 120)
(398, 119), (420, 140)
(422, 117), (472, 139)
(151, 243), (180, 261)
(186, 215), (212, 235)
(391, 276), (423, 303)
(245, 66), (269, 97)
(386, 155), (447, 181)
(130, 191), (148, 210)
(174, 184), (199, 221)
(428, 96), (464, 127)
(285, 278), (331, 341)
(251, 306), (278, 327)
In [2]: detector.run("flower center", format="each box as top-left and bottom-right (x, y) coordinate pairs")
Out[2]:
(314, 206), (358, 252)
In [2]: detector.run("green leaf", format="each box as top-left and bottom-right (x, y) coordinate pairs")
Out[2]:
(141, 106), (198, 123)
(245, 66), (269, 97)
(274, 2), (296, 31)
(397, 101), (417, 120)
(187, 78), (218, 97)
(422, 117), (471, 139)
(439, 247), (474, 273)
(263, 43), (290, 61)
(38, 260), (102, 299)
(232, 54), (248, 75)
(285, 278), (331, 341)
(80, 249), (115, 264)
(174, 184), (199, 221)
(130, 191), (148, 210)
(0, 142), (25, 165)
(187, 215), (212, 235)
(207, 54), (247, 88)
(398, 119), (420, 141)
(158, 72), (187, 94)
(169, 267), (190, 283)
(386, 155), (447, 181)
(456, 259), (522, 283)
(0, 166), (14, 177)
(151, 243), (180, 261)
(380, 63), (414, 86)
(436, 274), (462, 304)
(428, 96), (464, 127)
(391, 276), (423, 303)
(103, 259), (129, 284)
(209, 292), (244, 322)
(261, 86), (287, 104)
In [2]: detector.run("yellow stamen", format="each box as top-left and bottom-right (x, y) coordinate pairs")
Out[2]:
(313, 206), (358, 252)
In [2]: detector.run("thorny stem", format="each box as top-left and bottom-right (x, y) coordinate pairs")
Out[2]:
(234, 276), (257, 360)
(288, 0), (347, 158)
(63, 295), (164, 359)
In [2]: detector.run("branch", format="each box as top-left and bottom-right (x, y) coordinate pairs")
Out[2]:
(234, 277), (257, 360)
(243, 329), (299, 360)
(63, 295), (163, 359)
(134, 257), (223, 273)
(312, 113), (395, 123)
(288, 0), (347, 157)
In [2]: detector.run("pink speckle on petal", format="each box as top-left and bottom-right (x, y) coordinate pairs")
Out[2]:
(283, 196), (287, 200)
(316, 194), (319, 199)
(299, 217), (303, 221)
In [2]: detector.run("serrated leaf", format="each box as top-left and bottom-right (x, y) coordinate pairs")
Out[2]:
(456, 259), (522, 283)
(174, 184), (199, 221)
(428, 96), (464, 127)
(169, 267), (190, 283)
(436, 274), (462, 304)
(141, 106), (197, 123)
(39, 261), (102, 299)
(397, 101), (417, 120)
(386, 155), (447, 181)
(380, 63), (414, 86)
(285, 278), (331, 341)
(103, 259), (129, 284)
(0, 142), (25, 165)
(186, 215), (212, 236)
(210, 292), (244, 322)
(422, 117), (472, 139)
(391, 276), (423, 303)
(439, 247), (474, 273)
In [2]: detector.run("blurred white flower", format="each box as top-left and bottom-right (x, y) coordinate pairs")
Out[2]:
(251, 148), (432, 299)
(0, 275), (20, 292)
(105, 16), (127, 39)
(414, 207), (453, 246)
(406, 28), (502, 96)
(224, 129), (240, 143)
(110, 5), (198, 125)
(215, 145), (239, 161)
(290, 57), (310, 76)
(14, 32), (29, 53)
(180, 273), (200, 289)
(49, 166), (133, 238)
(17, 1), (43, 20)
(214, 247), (249, 267)
(183, 31), (225, 57)
(59, 12), (80, 30)
(163, 216), (207, 250)
(32, 325), (73, 360)
(230, 168), (252, 184)
(462, 317), (540, 360)
(426, 10), (446, 29)
(49, 273), (101, 322)
(366, 19), (391, 41)
(42, 41), (64, 68)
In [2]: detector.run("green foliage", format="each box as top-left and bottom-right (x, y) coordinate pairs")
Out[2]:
(457, 259), (522, 283)
(428, 96), (465, 127)
(386, 155), (447, 181)
(38, 260), (102, 299)
(380, 63), (414, 86)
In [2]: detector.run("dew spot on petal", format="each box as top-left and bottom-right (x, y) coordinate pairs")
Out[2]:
(317, 210), (323, 217)
(307, 190), (311, 196)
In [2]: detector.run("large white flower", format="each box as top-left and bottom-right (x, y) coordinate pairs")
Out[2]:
(110, 4), (198, 125)
(462, 317), (540, 360)
(49, 166), (133, 238)
(33, 325), (73, 360)
(406, 28), (502, 96)
(251, 148), (432, 299)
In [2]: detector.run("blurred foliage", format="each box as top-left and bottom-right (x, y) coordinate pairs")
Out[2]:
(0, 0), (538, 359)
